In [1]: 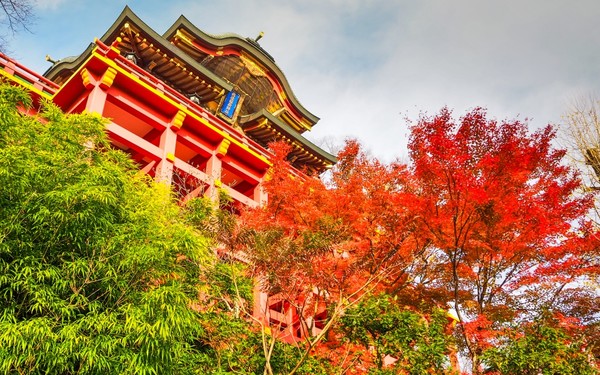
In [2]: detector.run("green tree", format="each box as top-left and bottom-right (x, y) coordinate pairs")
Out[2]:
(0, 83), (329, 374)
(0, 84), (210, 374)
(339, 294), (454, 375)
(482, 313), (598, 375)
(184, 196), (332, 374)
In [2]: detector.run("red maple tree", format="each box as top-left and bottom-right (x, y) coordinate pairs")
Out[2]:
(407, 107), (596, 372)
(237, 108), (598, 374)
(239, 140), (437, 373)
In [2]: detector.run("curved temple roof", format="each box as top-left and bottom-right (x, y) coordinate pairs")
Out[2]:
(163, 15), (320, 130)
(43, 6), (336, 173)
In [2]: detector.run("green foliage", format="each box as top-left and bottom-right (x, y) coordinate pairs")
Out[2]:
(0, 84), (210, 374)
(0, 85), (328, 374)
(340, 294), (454, 375)
(482, 313), (598, 375)
(193, 312), (264, 374)
(208, 261), (254, 311)
(192, 311), (331, 374)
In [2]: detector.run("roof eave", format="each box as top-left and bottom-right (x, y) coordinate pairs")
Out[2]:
(242, 109), (337, 166)
(164, 15), (320, 126)
(45, 6), (233, 92)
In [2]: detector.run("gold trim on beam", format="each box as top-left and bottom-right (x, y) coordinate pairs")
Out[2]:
(171, 110), (186, 130)
(100, 67), (118, 89)
(80, 68), (92, 89)
(217, 138), (231, 157)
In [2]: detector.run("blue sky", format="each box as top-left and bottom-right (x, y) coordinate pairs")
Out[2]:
(5, 0), (600, 161)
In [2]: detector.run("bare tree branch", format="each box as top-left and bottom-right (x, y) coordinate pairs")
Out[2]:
(0, 0), (34, 51)
(562, 94), (600, 185)
(0, 0), (32, 32)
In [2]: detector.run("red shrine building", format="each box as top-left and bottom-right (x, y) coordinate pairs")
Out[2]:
(0, 6), (336, 208)
(0, 7), (336, 342)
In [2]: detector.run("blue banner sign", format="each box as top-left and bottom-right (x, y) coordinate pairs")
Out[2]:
(220, 91), (240, 119)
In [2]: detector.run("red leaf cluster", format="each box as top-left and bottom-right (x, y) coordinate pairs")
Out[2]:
(237, 108), (599, 372)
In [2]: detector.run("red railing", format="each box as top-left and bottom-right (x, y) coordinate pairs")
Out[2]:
(0, 53), (59, 97)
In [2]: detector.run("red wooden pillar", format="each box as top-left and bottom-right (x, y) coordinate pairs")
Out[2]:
(253, 181), (267, 206)
(205, 138), (229, 202)
(156, 110), (184, 185)
(205, 154), (222, 201)
(84, 86), (108, 113)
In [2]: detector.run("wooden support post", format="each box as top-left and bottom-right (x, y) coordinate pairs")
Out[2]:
(205, 153), (222, 202)
(137, 160), (156, 176)
(253, 181), (267, 207)
(205, 138), (229, 203)
(155, 116), (179, 185)
(84, 86), (108, 114)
